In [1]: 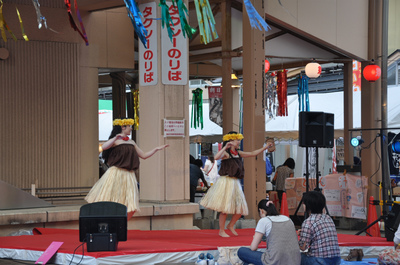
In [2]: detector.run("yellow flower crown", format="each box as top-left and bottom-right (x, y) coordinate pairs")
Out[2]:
(113, 118), (135, 126)
(223, 133), (244, 142)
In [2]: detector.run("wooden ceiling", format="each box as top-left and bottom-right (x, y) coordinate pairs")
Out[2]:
(78, 0), (361, 82)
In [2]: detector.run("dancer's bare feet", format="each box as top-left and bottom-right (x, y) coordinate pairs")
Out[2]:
(219, 230), (230, 237)
(227, 225), (238, 236)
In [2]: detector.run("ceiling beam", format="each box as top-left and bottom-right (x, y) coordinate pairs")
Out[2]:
(189, 63), (222, 77)
(189, 51), (241, 63)
(265, 30), (287, 42)
(190, 41), (222, 51)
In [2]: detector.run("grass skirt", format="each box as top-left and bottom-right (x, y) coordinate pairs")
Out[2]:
(200, 176), (248, 215)
(85, 166), (139, 212)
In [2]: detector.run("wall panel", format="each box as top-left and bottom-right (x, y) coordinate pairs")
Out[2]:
(0, 41), (82, 189)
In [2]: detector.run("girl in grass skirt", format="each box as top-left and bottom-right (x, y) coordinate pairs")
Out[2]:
(200, 131), (275, 237)
(85, 118), (168, 220)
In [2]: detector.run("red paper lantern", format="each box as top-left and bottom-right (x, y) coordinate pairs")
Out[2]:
(265, 59), (270, 73)
(363, 63), (381, 82)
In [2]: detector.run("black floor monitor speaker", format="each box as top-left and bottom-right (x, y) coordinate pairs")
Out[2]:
(79, 201), (127, 252)
(299, 111), (334, 148)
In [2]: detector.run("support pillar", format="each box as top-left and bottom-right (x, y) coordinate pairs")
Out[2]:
(242, 0), (266, 219)
(361, 0), (383, 201)
(221, 0), (234, 133)
(138, 1), (189, 205)
(343, 62), (353, 166)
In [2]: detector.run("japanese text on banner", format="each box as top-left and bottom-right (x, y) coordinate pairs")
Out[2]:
(139, 2), (158, 86)
(161, 2), (188, 85)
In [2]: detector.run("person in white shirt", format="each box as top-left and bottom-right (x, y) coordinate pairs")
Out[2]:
(203, 156), (219, 184)
(237, 199), (301, 265)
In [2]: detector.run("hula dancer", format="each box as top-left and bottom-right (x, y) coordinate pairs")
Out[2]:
(85, 118), (169, 220)
(200, 131), (275, 237)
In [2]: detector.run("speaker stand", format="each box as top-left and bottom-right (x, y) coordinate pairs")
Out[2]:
(294, 147), (310, 221)
(294, 147), (330, 221)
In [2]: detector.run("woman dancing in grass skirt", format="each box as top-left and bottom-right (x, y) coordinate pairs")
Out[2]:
(200, 131), (275, 237)
(85, 118), (168, 220)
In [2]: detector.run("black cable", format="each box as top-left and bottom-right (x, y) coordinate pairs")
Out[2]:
(359, 134), (380, 187)
(68, 240), (86, 265)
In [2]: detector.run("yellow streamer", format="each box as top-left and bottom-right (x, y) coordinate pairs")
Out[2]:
(194, 0), (218, 45)
(133, 89), (139, 130)
(16, 7), (28, 41)
(0, 0), (17, 42)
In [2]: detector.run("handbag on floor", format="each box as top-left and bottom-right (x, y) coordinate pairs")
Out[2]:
(217, 246), (243, 265)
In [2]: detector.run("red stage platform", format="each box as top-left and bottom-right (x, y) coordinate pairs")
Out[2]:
(0, 228), (394, 264)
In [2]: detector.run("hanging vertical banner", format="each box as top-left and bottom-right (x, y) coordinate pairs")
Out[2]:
(353, 60), (361, 92)
(208, 86), (223, 126)
(161, 2), (188, 85)
(139, 2), (158, 86)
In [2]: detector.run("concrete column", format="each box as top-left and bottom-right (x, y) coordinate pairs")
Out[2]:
(242, 0), (266, 219)
(138, 1), (189, 203)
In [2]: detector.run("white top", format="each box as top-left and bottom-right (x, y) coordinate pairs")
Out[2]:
(204, 159), (219, 183)
(256, 215), (290, 237)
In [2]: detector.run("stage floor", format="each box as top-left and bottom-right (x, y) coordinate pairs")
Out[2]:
(0, 228), (394, 265)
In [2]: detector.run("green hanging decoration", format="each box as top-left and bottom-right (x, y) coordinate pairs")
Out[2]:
(171, 0), (196, 39)
(159, 0), (174, 42)
(193, 0), (218, 44)
(191, 88), (203, 129)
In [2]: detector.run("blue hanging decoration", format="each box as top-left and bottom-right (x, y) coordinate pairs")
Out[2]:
(159, 0), (174, 42)
(297, 75), (310, 112)
(123, 0), (148, 48)
(243, 0), (271, 31)
(191, 88), (204, 129)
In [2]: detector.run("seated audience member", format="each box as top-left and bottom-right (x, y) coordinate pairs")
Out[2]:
(377, 223), (400, 264)
(298, 191), (341, 265)
(238, 199), (300, 265)
(190, 158), (209, 203)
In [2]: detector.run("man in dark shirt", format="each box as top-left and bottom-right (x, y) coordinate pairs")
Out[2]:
(190, 159), (209, 202)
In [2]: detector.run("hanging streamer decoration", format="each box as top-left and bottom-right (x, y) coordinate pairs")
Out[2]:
(64, 0), (88, 45)
(0, 0), (17, 42)
(265, 72), (278, 119)
(276, 70), (288, 117)
(297, 75), (310, 112)
(159, 0), (174, 42)
(74, 0), (88, 44)
(171, 0), (196, 39)
(32, 0), (47, 29)
(124, 0), (148, 48)
(193, 0), (218, 44)
(15, 7), (28, 41)
(191, 88), (204, 129)
(132, 89), (140, 130)
(243, 0), (271, 31)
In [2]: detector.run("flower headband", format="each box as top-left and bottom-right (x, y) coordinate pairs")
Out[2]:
(222, 133), (244, 142)
(113, 118), (135, 126)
